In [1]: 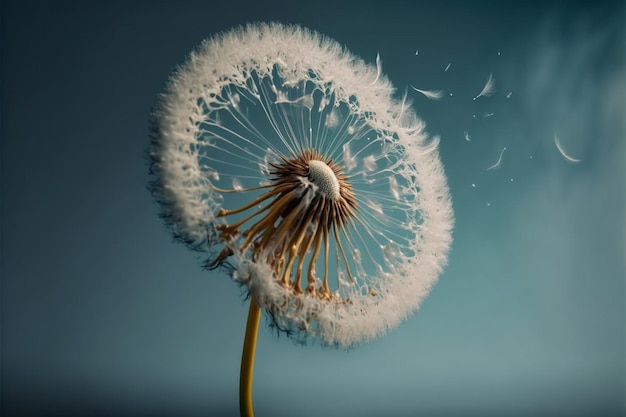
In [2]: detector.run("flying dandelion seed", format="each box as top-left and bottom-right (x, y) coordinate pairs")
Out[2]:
(410, 85), (444, 100)
(554, 133), (583, 163)
(486, 146), (507, 171)
(444, 63), (451, 72)
(473, 73), (495, 100)
(148, 22), (454, 416)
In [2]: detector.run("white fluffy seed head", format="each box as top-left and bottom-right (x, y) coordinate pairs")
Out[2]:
(149, 22), (454, 347)
(308, 160), (340, 200)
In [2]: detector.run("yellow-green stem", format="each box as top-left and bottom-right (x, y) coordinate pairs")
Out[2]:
(240, 296), (261, 417)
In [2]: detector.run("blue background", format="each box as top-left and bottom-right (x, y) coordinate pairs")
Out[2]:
(2, 1), (624, 416)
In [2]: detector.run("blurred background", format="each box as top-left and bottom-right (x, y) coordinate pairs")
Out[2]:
(2, 1), (624, 416)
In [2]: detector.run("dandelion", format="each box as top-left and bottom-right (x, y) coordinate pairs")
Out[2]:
(148, 22), (453, 417)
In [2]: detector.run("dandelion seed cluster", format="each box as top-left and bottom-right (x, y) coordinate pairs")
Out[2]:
(148, 22), (454, 347)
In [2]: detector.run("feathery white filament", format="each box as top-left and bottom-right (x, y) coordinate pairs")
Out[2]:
(473, 73), (496, 100)
(554, 133), (582, 163)
(486, 146), (507, 171)
(411, 85), (444, 100)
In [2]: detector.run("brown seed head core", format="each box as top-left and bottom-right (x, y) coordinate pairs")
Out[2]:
(208, 149), (357, 299)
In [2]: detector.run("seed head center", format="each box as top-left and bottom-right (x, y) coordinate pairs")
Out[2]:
(209, 149), (358, 300)
(308, 160), (340, 200)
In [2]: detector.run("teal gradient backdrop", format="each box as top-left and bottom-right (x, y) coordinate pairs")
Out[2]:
(2, 1), (624, 416)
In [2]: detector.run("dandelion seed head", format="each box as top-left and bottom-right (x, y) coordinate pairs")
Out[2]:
(148, 22), (454, 347)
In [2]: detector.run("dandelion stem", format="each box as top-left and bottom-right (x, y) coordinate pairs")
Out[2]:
(240, 296), (261, 417)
